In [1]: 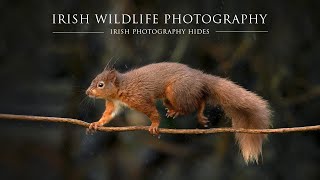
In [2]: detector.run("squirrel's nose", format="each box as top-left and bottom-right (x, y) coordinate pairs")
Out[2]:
(86, 89), (91, 95)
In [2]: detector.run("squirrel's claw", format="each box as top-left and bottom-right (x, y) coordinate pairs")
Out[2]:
(198, 116), (209, 128)
(86, 122), (102, 134)
(86, 128), (94, 135)
(165, 108), (171, 118)
(149, 124), (159, 135)
(165, 108), (180, 119)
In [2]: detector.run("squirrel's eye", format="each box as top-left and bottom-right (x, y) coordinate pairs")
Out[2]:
(97, 81), (105, 88)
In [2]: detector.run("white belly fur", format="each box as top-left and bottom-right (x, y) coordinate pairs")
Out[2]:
(110, 99), (128, 118)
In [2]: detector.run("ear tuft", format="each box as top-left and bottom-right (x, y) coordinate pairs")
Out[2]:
(108, 70), (118, 85)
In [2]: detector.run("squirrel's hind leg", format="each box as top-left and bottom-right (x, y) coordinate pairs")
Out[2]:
(197, 101), (209, 127)
(165, 80), (204, 115)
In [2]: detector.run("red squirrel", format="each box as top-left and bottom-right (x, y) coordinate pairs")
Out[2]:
(86, 62), (271, 163)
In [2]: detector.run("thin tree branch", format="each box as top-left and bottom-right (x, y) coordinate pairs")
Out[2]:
(0, 113), (319, 134)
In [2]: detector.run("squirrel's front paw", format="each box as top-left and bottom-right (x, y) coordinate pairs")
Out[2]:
(86, 122), (103, 134)
(148, 123), (159, 135)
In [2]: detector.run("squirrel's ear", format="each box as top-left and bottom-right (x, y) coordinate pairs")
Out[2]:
(109, 70), (118, 86)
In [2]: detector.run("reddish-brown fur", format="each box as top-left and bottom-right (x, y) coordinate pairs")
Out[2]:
(86, 62), (271, 163)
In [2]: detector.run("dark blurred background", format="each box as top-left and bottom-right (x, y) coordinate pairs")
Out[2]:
(0, 0), (319, 179)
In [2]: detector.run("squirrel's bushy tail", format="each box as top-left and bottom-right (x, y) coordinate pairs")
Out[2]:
(204, 75), (271, 163)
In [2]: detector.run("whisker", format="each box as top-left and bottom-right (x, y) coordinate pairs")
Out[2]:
(112, 57), (120, 69)
(104, 56), (115, 71)
(79, 96), (89, 107)
(80, 97), (94, 120)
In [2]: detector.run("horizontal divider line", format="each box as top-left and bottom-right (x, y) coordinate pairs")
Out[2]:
(215, 30), (268, 33)
(52, 31), (105, 34)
